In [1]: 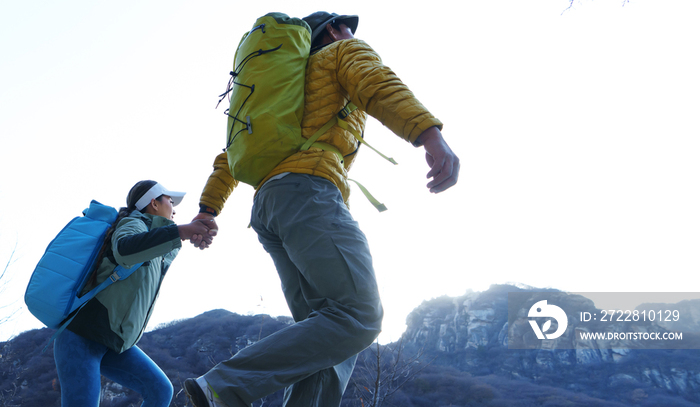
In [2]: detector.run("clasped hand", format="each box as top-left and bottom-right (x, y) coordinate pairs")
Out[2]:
(178, 217), (218, 250)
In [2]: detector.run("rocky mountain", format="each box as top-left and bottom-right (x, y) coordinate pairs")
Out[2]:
(2, 285), (699, 406)
(403, 284), (700, 405)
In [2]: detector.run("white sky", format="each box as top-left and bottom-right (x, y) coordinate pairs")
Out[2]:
(1, 0), (699, 344)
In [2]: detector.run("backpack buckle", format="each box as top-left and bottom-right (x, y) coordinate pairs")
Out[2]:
(337, 102), (358, 120)
(338, 106), (352, 120)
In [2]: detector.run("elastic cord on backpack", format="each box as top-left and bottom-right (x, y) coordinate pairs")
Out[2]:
(222, 45), (283, 152)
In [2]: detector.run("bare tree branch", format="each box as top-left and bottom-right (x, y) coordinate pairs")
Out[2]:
(563, 0), (576, 14)
(1, 241), (20, 326)
(351, 337), (434, 407)
(563, 0), (631, 14)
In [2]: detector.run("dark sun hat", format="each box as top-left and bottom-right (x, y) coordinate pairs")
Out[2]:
(302, 12), (359, 44)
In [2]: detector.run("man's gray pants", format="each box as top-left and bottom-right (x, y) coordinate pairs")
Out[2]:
(204, 174), (384, 407)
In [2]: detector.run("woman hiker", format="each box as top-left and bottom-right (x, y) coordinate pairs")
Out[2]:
(53, 180), (216, 407)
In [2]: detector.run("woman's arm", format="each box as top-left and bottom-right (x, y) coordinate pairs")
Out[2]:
(111, 217), (182, 267)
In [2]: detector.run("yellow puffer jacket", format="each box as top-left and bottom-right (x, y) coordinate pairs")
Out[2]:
(200, 38), (442, 214)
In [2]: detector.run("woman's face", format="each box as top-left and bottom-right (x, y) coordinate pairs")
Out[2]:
(152, 195), (175, 220)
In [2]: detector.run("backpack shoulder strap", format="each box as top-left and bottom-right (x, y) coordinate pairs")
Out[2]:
(301, 103), (398, 165)
(300, 103), (396, 212)
(44, 262), (143, 352)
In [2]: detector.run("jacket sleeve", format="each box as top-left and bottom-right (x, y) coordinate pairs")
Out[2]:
(336, 39), (443, 145)
(111, 217), (182, 268)
(199, 152), (239, 216)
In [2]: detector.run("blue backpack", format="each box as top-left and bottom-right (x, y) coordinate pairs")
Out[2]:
(24, 200), (142, 334)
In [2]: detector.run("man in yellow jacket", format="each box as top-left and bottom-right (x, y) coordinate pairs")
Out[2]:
(185, 11), (460, 407)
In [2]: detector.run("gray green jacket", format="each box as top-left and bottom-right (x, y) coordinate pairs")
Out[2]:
(68, 211), (181, 353)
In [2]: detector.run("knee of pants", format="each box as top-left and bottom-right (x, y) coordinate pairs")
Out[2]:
(148, 377), (174, 404)
(357, 325), (382, 350)
(347, 305), (384, 351)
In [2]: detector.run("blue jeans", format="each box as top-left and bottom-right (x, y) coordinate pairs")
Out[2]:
(204, 174), (384, 407)
(54, 329), (173, 407)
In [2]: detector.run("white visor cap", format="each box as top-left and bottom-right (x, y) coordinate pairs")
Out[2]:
(135, 182), (186, 211)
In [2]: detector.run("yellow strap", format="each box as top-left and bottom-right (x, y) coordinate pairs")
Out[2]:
(337, 118), (397, 165)
(208, 383), (222, 399)
(302, 102), (397, 166)
(301, 117), (338, 152)
(301, 102), (393, 212)
(310, 141), (344, 162)
(301, 101), (356, 151)
(348, 178), (387, 212)
(300, 116), (345, 163)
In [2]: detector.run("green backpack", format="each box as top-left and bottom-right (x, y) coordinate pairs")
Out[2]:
(220, 12), (396, 210)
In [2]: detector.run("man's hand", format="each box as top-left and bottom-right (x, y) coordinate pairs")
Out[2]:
(178, 219), (215, 248)
(415, 126), (460, 193)
(189, 213), (219, 250)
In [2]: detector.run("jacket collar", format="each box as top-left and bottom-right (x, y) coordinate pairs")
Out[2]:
(127, 210), (175, 229)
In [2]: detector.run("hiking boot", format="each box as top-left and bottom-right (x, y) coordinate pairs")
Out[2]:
(184, 376), (229, 407)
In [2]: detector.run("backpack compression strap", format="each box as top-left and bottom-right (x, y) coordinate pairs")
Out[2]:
(300, 103), (396, 212)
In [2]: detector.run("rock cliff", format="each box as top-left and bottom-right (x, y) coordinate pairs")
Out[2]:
(402, 284), (700, 402)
